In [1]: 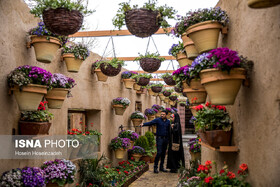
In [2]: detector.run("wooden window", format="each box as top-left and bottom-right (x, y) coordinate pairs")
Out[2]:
(135, 101), (142, 112)
(68, 111), (86, 132)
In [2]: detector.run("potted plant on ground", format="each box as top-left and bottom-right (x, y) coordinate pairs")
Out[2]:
(128, 146), (145, 162)
(7, 65), (51, 111)
(121, 71), (138, 89)
(19, 101), (53, 135)
(112, 97), (130, 115)
(169, 42), (192, 67)
(42, 159), (76, 186)
(0, 168), (23, 186)
(132, 73), (152, 86)
(28, 22), (66, 63)
(99, 58), (125, 77)
(112, 1), (176, 38)
(61, 43), (90, 72)
(144, 108), (157, 121)
(135, 52), (165, 73)
(130, 111), (146, 127)
(150, 82), (164, 93)
(152, 104), (165, 117)
(188, 138), (201, 161)
(30, 0), (94, 36)
(134, 136), (150, 163)
(248, 0), (280, 8)
(119, 130), (139, 149)
(109, 137), (131, 159)
(193, 102), (232, 148)
(161, 73), (176, 86)
(145, 131), (157, 162)
(46, 73), (76, 109)
(92, 60), (108, 82)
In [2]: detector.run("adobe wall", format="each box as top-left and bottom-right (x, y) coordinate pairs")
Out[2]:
(201, 0), (280, 186)
(0, 0), (165, 175)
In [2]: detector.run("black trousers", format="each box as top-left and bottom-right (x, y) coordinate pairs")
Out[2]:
(154, 137), (168, 169)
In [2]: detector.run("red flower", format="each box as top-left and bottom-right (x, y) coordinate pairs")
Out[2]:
(227, 171), (236, 179)
(220, 169), (225, 174)
(131, 157), (134, 160)
(239, 163), (248, 171)
(204, 176), (213, 184)
(104, 165), (108, 168)
(205, 102), (211, 107)
(197, 165), (206, 172)
(116, 169), (119, 172)
(205, 160), (212, 166)
(194, 105), (204, 111)
(238, 170), (243, 175)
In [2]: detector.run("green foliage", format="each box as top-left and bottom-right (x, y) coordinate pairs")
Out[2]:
(112, 0), (177, 32)
(131, 73), (152, 82)
(20, 110), (53, 122)
(62, 43), (90, 60)
(29, 0), (94, 18)
(178, 160), (200, 186)
(99, 58), (125, 69)
(151, 82), (163, 87)
(160, 72), (172, 79)
(92, 60), (103, 69)
(130, 111), (145, 120)
(134, 136), (149, 151)
(168, 42), (185, 57)
(134, 52), (165, 62)
(163, 88), (174, 93)
(145, 131), (155, 148)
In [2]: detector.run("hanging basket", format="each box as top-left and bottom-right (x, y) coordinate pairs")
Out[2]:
(10, 84), (47, 111)
(186, 21), (223, 53)
(123, 79), (135, 89)
(94, 69), (108, 82)
(125, 9), (161, 38)
(115, 148), (126, 159)
(183, 88), (207, 104)
(151, 86), (162, 93)
(63, 53), (83, 73)
(100, 63), (122, 77)
(176, 52), (193, 67)
(43, 8), (83, 36)
(163, 91), (171, 97)
(181, 34), (199, 60)
(200, 68), (246, 105)
(30, 35), (61, 63)
(248, 0), (280, 8)
(163, 76), (176, 86)
(175, 86), (183, 93)
(137, 77), (150, 86)
(169, 96), (178, 101)
(45, 88), (69, 109)
(112, 104), (127, 115)
(198, 130), (232, 148)
(140, 58), (161, 73)
(131, 118), (143, 127)
(19, 121), (51, 135)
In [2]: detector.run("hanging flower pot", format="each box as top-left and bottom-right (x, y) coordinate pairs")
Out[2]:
(183, 88), (207, 104)
(147, 115), (155, 121)
(181, 34), (199, 60)
(151, 83), (163, 93)
(133, 73), (152, 86)
(140, 58), (161, 73)
(174, 86), (183, 93)
(145, 108), (157, 120)
(169, 96), (177, 101)
(130, 111), (145, 127)
(131, 118), (143, 127)
(99, 58), (124, 77)
(163, 90), (172, 97)
(248, 0), (280, 8)
(161, 73), (176, 85)
(176, 52), (193, 67)
(112, 97), (130, 115)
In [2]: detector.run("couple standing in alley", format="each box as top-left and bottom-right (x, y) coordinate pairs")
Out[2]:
(140, 110), (185, 173)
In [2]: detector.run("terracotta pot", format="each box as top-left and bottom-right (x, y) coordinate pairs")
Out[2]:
(182, 81), (190, 89)
(45, 88), (69, 109)
(131, 118), (143, 127)
(123, 79), (135, 89)
(30, 35), (61, 63)
(112, 104), (127, 115)
(159, 93), (165, 101)
(248, 0), (280, 8)
(133, 83), (141, 91)
(189, 151), (201, 161)
(198, 130), (232, 148)
(181, 34), (199, 60)
(164, 98), (169, 103)
(94, 69), (108, 82)
(169, 100), (176, 106)
(152, 125), (157, 134)
(46, 182), (65, 187)
(10, 84), (47, 111)
(200, 68), (246, 105)
(148, 88), (155, 96)
(189, 79), (204, 90)
(183, 88), (207, 104)
(147, 115), (155, 121)
(186, 21), (223, 53)
(150, 153), (156, 163)
(115, 148), (126, 159)
(155, 111), (161, 118)
(132, 153), (142, 161)
(176, 52), (193, 67)
(140, 155), (151, 163)
(19, 121), (51, 135)
(63, 53), (83, 73)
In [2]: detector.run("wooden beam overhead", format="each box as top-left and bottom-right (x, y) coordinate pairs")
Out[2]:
(69, 28), (174, 38)
(150, 78), (163, 81)
(134, 70), (174, 74)
(107, 56), (176, 61)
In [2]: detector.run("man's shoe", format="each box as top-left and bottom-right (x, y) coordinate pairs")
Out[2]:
(160, 168), (168, 172)
(154, 169), (159, 174)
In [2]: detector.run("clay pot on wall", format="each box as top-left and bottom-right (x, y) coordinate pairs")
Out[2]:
(30, 36), (61, 63)
(248, 0), (280, 8)
(19, 121), (51, 135)
(10, 84), (47, 111)
(181, 34), (199, 60)
(198, 130), (232, 148)
(94, 69), (108, 82)
(123, 79), (135, 89)
(115, 148), (126, 159)
(159, 93), (165, 101)
(147, 115), (155, 121)
(176, 52), (193, 67)
(112, 105), (127, 115)
(62, 53), (83, 73)
(45, 88), (69, 109)
(186, 21), (223, 53)
(132, 153), (142, 161)
(131, 119), (143, 128)
(133, 83), (141, 91)
(200, 68), (246, 105)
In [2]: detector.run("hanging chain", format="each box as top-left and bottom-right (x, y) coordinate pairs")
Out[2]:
(111, 36), (116, 58)
(101, 36), (117, 60)
(145, 37), (151, 55)
(171, 60), (175, 70)
(151, 36), (159, 54)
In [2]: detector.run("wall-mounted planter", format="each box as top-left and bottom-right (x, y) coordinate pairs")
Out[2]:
(186, 21), (223, 53)
(147, 115), (155, 121)
(133, 83), (141, 91)
(152, 125), (157, 134)
(248, 0), (280, 8)
(176, 52), (193, 67)
(10, 84), (47, 111)
(198, 130), (232, 148)
(164, 97), (169, 103)
(30, 35), (61, 63)
(62, 53), (83, 73)
(200, 68), (246, 105)
(131, 118), (143, 127)
(190, 79), (204, 90)
(183, 88), (207, 104)
(169, 100), (176, 106)
(45, 88), (69, 109)
(140, 58), (161, 73)
(112, 105), (127, 115)
(115, 148), (126, 159)
(19, 121), (51, 135)
(181, 34), (199, 60)
(123, 79), (135, 89)
(94, 69), (108, 82)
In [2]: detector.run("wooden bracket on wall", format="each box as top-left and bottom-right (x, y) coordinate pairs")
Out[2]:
(221, 27), (228, 35)
(60, 56), (64, 62)
(26, 42), (31, 49)
(200, 142), (239, 152)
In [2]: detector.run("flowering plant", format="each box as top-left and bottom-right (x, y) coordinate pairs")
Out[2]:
(151, 104), (165, 111)
(193, 102), (232, 132)
(150, 82), (164, 87)
(0, 168), (23, 186)
(131, 73), (152, 82)
(163, 88), (174, 94)
(134, 52), (165, 62)
(92, 59), (103, 69)
(130, 111), (146, 120)
(112, 97), (130, 108)
(7, 65), (52, 88)
(50, 73), (76, 90)
(21, 167), (45, 187)
(172, 7), (229, 37)
(121, 71), (138, 79)
(62, 43), (90, 60)
(144, 108), (157, 116)
(172, 65), (190, 87)
(160, 72), (174, 79)
(168, 42), (185, 57)
(188, 138), (201, 153)
(20, 101), (54, 122)
(171, 107), (178, 113)
(109, 137), (131, 150)
(187, 53), (210, 80)
(118, 130), (139, 141)
(128, 146), (145, 155)
(165, 108), (172, 113)
(42, 159), (76, 186)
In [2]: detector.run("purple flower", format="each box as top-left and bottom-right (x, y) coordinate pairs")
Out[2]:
(21, 167), (45, 187)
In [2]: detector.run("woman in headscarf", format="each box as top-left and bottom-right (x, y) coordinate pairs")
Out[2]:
(167, 112), (185, 173)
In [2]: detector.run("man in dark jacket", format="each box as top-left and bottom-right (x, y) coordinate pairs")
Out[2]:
(140, 110), (170, 173)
